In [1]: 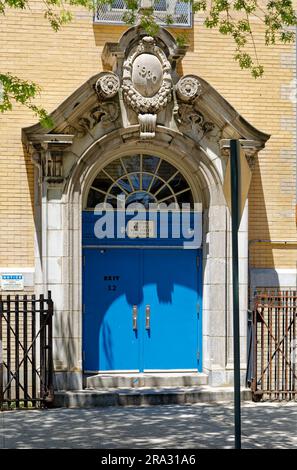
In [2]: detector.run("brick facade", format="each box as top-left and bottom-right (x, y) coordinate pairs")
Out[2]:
(0, 4), (296, 274)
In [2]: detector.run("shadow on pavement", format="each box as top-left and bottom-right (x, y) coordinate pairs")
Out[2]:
(1, 402), (297, 449)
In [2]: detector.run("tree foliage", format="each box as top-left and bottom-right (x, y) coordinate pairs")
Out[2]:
(0, 0), (94, 126)
(0, 0), (297, 125)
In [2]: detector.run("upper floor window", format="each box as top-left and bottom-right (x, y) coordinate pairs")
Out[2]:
(94, 1), (192, 28)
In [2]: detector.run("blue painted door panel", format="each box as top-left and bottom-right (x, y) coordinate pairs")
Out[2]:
(83, 248), (142, 372)
(83, 248), (202, 372)
(142, 249), (200, 371)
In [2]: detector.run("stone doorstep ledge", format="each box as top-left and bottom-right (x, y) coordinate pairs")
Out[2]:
(86, 372), (209, 389)
(53, 386), (252, 408)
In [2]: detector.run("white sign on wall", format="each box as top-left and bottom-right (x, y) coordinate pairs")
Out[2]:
(0, 274), (24, 291)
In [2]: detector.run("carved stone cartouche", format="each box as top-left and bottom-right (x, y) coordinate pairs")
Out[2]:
(122, 36), (173, 139)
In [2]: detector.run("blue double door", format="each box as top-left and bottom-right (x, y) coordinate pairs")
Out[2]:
(83, 248), (202, 373)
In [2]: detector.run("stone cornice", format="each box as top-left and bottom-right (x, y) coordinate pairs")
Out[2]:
(220, 138), (265, 157)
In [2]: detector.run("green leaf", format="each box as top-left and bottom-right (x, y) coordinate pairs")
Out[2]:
(0, 72), (53, 125)
(192, 1), (207, 13)
(251, 65), (264, 78)
(234, 52), (253, 69)
(175, 33), (188, 47)
(139, 12), (159, 36)
(2, 0), (297, 89)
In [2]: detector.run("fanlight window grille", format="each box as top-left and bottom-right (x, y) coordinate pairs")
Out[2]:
(94, 1), (192, 28)
(86, 154), (194, 209)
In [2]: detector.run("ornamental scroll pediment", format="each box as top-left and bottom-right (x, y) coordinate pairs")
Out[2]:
(61, 72), (120, 138)
(174, 75), (218, 141)
(92, 37), (216, 141)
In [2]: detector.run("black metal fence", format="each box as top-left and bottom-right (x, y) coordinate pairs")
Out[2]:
(0, 292), (54, 410)
(251, 289), (297, 401)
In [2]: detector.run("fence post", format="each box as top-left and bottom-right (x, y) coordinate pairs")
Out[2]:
(39, 293), (45, 401)
(0, 296), (3, 408)
(246, 309), (253, 388)
(15, 294), (19, 408)
(46, 291), (54, 405)
(23, 294), (28, 407)
(251, 308), (257, 398)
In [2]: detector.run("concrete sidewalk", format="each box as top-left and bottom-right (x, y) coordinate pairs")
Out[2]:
(1, 401), (297, 449)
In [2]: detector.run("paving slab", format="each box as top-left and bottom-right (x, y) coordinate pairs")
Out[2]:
(1, 402), (297, 449)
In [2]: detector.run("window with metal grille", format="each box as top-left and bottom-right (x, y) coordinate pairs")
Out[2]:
(94, 1), (192, 28)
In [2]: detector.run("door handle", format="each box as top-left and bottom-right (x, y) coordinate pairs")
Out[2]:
(132, 305), (138, 331)
(145, 305), (151, 330)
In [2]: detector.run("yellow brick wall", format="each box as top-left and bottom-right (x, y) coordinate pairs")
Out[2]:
(0, 4), (296, 269)
(181, 16), (296, 270)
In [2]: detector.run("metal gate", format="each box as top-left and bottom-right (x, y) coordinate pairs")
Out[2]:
(0, 292), (54, 409)
(251, 289), (297, 400)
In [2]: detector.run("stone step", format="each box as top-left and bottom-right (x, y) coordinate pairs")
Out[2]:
(53, 386), (252, 408)
(86, 372), (208, 389)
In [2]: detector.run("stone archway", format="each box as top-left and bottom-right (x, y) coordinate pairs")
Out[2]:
(70, 132), (226, 383)
(22, 26), (269, 390)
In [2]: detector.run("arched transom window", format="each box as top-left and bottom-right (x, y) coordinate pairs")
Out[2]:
(86, 154), (194, 209)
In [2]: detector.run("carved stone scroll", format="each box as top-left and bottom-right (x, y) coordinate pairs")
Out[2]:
(138, 113), (157, 139)
(177, 103), (215, 139)
(95, 72), (120, 100)
(176, 75), (202, 103)
(63, 102), (119, 138)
